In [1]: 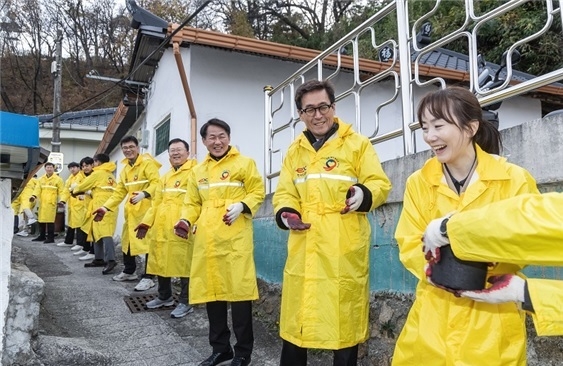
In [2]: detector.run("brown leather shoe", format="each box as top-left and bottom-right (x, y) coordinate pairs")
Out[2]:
(102, 261), (117, 275)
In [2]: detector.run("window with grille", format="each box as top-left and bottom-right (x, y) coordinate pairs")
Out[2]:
(155, 116), (170, 156)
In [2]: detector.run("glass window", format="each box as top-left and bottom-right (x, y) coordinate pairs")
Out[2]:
(155, 116), (170, 155)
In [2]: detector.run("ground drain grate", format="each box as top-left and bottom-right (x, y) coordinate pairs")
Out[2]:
(124, 293), (179, 314)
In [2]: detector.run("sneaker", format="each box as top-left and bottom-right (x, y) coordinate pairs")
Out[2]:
(112, 272), (138, 282)
(79, 253), (95, 261)
(27, 218), (37, 225)
(70, 245), (82, 251)
(134, 278), (156, 291)
(57, 242), (74, 247)
(145, 296), (174, 309)
(198, 349), (234, 366)
(16, 230), (29, 237)
(230, 356), (251, 366)
(170, 303), (194, 318)
(73, 249), (88, 256)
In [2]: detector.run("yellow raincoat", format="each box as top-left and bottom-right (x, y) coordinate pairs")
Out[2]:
(182, 146), (265, 304)
(142, 159), (197, 277)
(11, 195), (21, 214)
(73, 162), (118, 241)
(33, 173), (64, 222)
(273, 119), (391, 350)
(60, 172), (87, 228)
(18, 177), (38, 213)
(393, 145), (539, 365)
(447, 192), (563, 336)
(103, 153), (161, 255)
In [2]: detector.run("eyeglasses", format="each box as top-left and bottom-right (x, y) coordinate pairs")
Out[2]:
(121, 145), (137, 151)
(168, 148), (186, 154)
(300, 104), (333, 117)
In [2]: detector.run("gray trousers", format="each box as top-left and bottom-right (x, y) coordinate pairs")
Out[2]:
(94, 237), (116, 262)
(158, 276), (189, 304)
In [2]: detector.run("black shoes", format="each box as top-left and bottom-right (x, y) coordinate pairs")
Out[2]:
(102, 260), (117, 275)
(84, 259), (106, 268)
(43, 238), (55, 244)
(32, 236), (46, 242)
(230, 356), (251, 366)
(198, 349), (234, 366)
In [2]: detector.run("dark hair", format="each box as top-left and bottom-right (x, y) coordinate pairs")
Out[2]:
(168, 138), (190, 151)
(294, 79), (336, 111)
(93, 154), (110, 164)
(67, 162), (79, 168)
(44, 162), (54, 167)
(80, 157), (94, 167)
(417, 87), (502, 154)
(120, 135), (139, 146)
(200, 118), (231, 138)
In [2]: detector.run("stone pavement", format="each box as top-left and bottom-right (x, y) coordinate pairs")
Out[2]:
(12, 235), (331, 366)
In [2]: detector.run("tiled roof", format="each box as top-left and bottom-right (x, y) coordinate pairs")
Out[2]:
(38, 108), (116, 128)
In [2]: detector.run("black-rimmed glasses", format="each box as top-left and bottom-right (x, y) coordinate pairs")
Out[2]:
(300, 104), (333, 117)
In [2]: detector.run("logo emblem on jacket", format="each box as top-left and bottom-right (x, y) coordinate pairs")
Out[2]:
(174, 180), (181, 188)
(323, 157), (338, 171)
(295, 166), (307, 177)
(133, 175), (138, 181)
(198, 178), (208, 184)
(220, 170), (230, 180)
(108, 177), (114, 186)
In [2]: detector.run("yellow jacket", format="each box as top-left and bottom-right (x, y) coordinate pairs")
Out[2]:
(182, 146), (264, 304)
(61, 172), (87, 228)
(273, 119), (391, 349)
(393, 145), (539, 365)
(18, 177), (38, 212)
(448, 192), (563, 336)
(103, 154), (161, 256)
(142, 159), (197, 278)
(73, 162), (118, 241)
(33, 173), (64, 223)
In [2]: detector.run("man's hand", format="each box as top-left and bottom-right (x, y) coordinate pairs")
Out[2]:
(92, 207), (108, 222)
(422, 216), (451, 262)
(459, 275), (525, 304)
(223, 202), (244, 225)
(174, 219), (190, 239)
(70, 183), (78, 190)
(129, 191), (146, 205)
(134, 223), (150, 239)
(281, 212), (311, 231)
(340, 186), (364, 214)
(29, 195), (36, 203)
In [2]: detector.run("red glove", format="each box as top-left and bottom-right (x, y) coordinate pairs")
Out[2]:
(134, 223), (150, 239)
(281, 212), (311, 230)
(92, 207), (108, 222)
(174, 219), (190, 239)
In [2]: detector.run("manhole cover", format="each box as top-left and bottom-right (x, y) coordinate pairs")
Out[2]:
(124, 293), (179, 313)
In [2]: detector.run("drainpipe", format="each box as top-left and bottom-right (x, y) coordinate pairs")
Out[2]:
(173, 42), (198, 158)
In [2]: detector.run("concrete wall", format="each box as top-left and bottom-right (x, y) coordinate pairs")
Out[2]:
(253, 113), (563, 293)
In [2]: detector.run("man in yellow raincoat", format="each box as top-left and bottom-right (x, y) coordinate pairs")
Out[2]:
(68, 157), (96, 260)
(174, 119), (265, 366)
(93, 136), (161, 290)
(73, 153), (118, 274)
(58, 162), (86, 248)
(273, 79), (392, 366)
(423, 192), (563, 337)
(14, 175), (39, 236)
(136, 138), (197, 319)
(31, 162), (64, 243)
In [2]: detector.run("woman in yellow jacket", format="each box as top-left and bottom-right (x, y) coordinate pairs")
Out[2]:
(176, 119), (265, 366)
(423, 192), (563, 337)
(137, 138), (197, 318)
(73, 154), (118, 274)
(393, 87), (539, 365)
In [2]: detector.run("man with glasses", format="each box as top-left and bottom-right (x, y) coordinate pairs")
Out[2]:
(135, 138), (197, 318)
(174, 119), (265, 366)
(92, 136), (161, 291)
(273, 79), (392, 366)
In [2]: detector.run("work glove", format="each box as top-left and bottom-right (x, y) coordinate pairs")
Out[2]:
(340, 186), (364, 214)
(92, 207), (108, 222)
(281, 212), (311, 230)
(78, 195), (85, 201)
(129, 191), (146, 205)
(422, 215), (452, 262)
(29, 195), (36, 203)
(70, 183), (78, 190)
(459, 274), (525, 304)
(174, 219), (190, 239)
(223, 202), (244, 225)
(134, 223), (150, 240)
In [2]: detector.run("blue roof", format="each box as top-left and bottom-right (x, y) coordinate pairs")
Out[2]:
(0, 111), (39, 147)
(38, 108), (116, 128)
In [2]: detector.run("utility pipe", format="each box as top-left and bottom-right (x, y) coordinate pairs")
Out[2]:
(173, 42), (198, 158)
